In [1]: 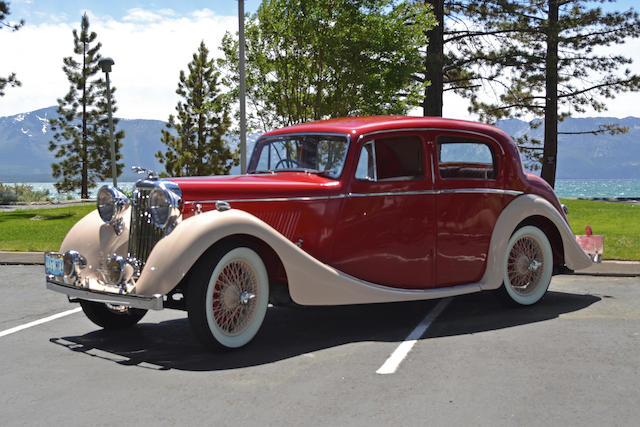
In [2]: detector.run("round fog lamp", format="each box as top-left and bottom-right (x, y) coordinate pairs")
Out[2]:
(63, 250), (86, 282)
(106, 255), (125, 285)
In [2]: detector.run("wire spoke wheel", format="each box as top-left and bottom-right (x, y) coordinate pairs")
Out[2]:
(502, 225), (553, 306)
(211, 259), (259, 337)
(188, 243), (269, 350)
(507, 236), (544, 296)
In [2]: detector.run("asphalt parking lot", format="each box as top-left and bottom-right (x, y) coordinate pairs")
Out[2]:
(1, 265), (639, 426)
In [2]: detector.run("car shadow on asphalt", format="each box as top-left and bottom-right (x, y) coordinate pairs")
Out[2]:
(49, 290), (600, 372)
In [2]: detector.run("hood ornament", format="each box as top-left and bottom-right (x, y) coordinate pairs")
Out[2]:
(132, 166), (159, 180)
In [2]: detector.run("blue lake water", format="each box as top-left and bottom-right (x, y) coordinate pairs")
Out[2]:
(4, 178), (640, 200)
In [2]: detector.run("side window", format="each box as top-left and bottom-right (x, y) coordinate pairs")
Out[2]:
(437, 137), (497, 180)
(355, 136), (424, 182)
(355, 142), (376, 181)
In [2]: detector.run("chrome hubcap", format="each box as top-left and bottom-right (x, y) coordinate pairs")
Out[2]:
(239, 291), (256, 305)
(211, 259), (259, 336)
(507, 236), (543, 295)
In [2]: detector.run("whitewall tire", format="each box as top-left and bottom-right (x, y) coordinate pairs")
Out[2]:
(188, 244), (269, 350)
(501, 225), (553, 306)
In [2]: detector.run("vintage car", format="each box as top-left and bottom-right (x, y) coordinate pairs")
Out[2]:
(45, 116), (592, 350)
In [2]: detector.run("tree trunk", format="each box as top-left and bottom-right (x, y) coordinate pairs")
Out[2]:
(541, 0), (559, 188)
(423, 0), (444, 117)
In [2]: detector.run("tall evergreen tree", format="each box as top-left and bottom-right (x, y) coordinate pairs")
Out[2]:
(219, 0), (434, 132)
(156, 41), (237, 176)
(419, 0), (499, 117)
(0, 1), (23, 97)
(469, 0), (640, 187)
(49, 14), (124, 198)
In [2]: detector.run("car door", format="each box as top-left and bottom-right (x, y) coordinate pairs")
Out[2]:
(329, 132), (436, 289)
(432, 131), (505, 287)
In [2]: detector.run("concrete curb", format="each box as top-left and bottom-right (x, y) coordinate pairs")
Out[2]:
(570, 260), (640, 278)
(1, 251), (638, 277)
(0, 251), (45, 265)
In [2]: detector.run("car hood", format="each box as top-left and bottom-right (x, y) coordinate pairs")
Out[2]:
(168, 172), (342, 202)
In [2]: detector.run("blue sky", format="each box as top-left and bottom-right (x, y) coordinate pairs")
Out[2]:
(1, 0), (640, 121)
(9, 1), (263, 24)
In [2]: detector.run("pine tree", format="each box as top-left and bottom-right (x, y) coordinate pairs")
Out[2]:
(0, 1), (23, 97)
(156, 41), (237, 176)
(469, 0), (640, 187)
(420, 0), (494, 117)
(49, 14), (125, 198)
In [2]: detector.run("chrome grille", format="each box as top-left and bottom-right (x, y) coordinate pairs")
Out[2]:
(128, 183), (164, 267)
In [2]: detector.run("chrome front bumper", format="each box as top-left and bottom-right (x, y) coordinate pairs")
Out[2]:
(46, 280), (164, 310)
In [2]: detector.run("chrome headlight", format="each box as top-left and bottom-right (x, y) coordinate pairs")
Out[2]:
(150, 184), (182, 229)
(97, 185), (130, 224)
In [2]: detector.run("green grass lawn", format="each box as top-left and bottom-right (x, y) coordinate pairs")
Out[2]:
(0, 200), (638, 260)
(560, 199), (640, 261)
(0, 205), (95, 252)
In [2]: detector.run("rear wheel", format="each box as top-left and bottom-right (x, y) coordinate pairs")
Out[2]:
(187, 243), (269, 350)
(500, 225), (553, 306)
(79, 300), (147, 329)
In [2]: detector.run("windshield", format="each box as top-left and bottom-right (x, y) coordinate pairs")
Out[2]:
(248, 134), (349, 180)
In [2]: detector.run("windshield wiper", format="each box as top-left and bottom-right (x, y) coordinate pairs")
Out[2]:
(273, 167), (322, 173)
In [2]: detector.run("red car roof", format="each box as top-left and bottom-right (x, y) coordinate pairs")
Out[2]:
(261, 116), (510, 142)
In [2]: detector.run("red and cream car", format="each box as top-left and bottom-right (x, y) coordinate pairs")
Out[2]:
(45, 116), (591, 350)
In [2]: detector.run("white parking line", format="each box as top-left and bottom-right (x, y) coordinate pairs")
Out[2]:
(0, 307), (82, 338)
(376, 297), (452, 375)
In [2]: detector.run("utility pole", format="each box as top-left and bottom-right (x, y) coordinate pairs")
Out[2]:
(238, 0), (247, 174)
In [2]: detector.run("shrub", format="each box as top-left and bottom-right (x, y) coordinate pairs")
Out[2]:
(0, 183), (51, 203)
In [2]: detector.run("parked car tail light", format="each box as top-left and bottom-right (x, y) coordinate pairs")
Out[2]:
(97, 185), (130, 225)
(150, 186), (182, 229)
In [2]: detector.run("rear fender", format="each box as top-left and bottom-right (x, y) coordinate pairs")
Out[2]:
(478, 194), (592, 291)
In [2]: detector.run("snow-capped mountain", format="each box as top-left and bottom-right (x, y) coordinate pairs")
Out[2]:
(0, 107), (638, 181)
(0, 107), (257, 182)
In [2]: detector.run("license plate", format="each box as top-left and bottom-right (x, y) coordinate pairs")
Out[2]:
(45, 253), (64, 278)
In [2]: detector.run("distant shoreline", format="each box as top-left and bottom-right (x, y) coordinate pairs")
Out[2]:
(2, 178), (640, 200)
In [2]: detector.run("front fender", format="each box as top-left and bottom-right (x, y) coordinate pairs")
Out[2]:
(59, 209), (129, 276)
(133, 209), (293, 296)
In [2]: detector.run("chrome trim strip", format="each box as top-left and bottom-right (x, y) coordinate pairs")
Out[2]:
(184, 189), (523, 204)
(439, 189), (523, 196)
(348, 190), (433, 198)
(185, 195), (347, 204)
(348, 189), (522, 198)
(46, 280), (164, 310)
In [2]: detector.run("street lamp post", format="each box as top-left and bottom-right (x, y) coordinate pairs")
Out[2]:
(98, 57), (117, 187)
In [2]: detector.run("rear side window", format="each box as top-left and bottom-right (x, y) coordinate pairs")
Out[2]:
(355, 136), (424, 181)
(437, 137), (497, 180)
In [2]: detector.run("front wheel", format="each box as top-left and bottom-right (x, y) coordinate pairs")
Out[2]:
(187, 244), (269, 350)
(79, 300), (147, 329)
(500, 225), (554, 306)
